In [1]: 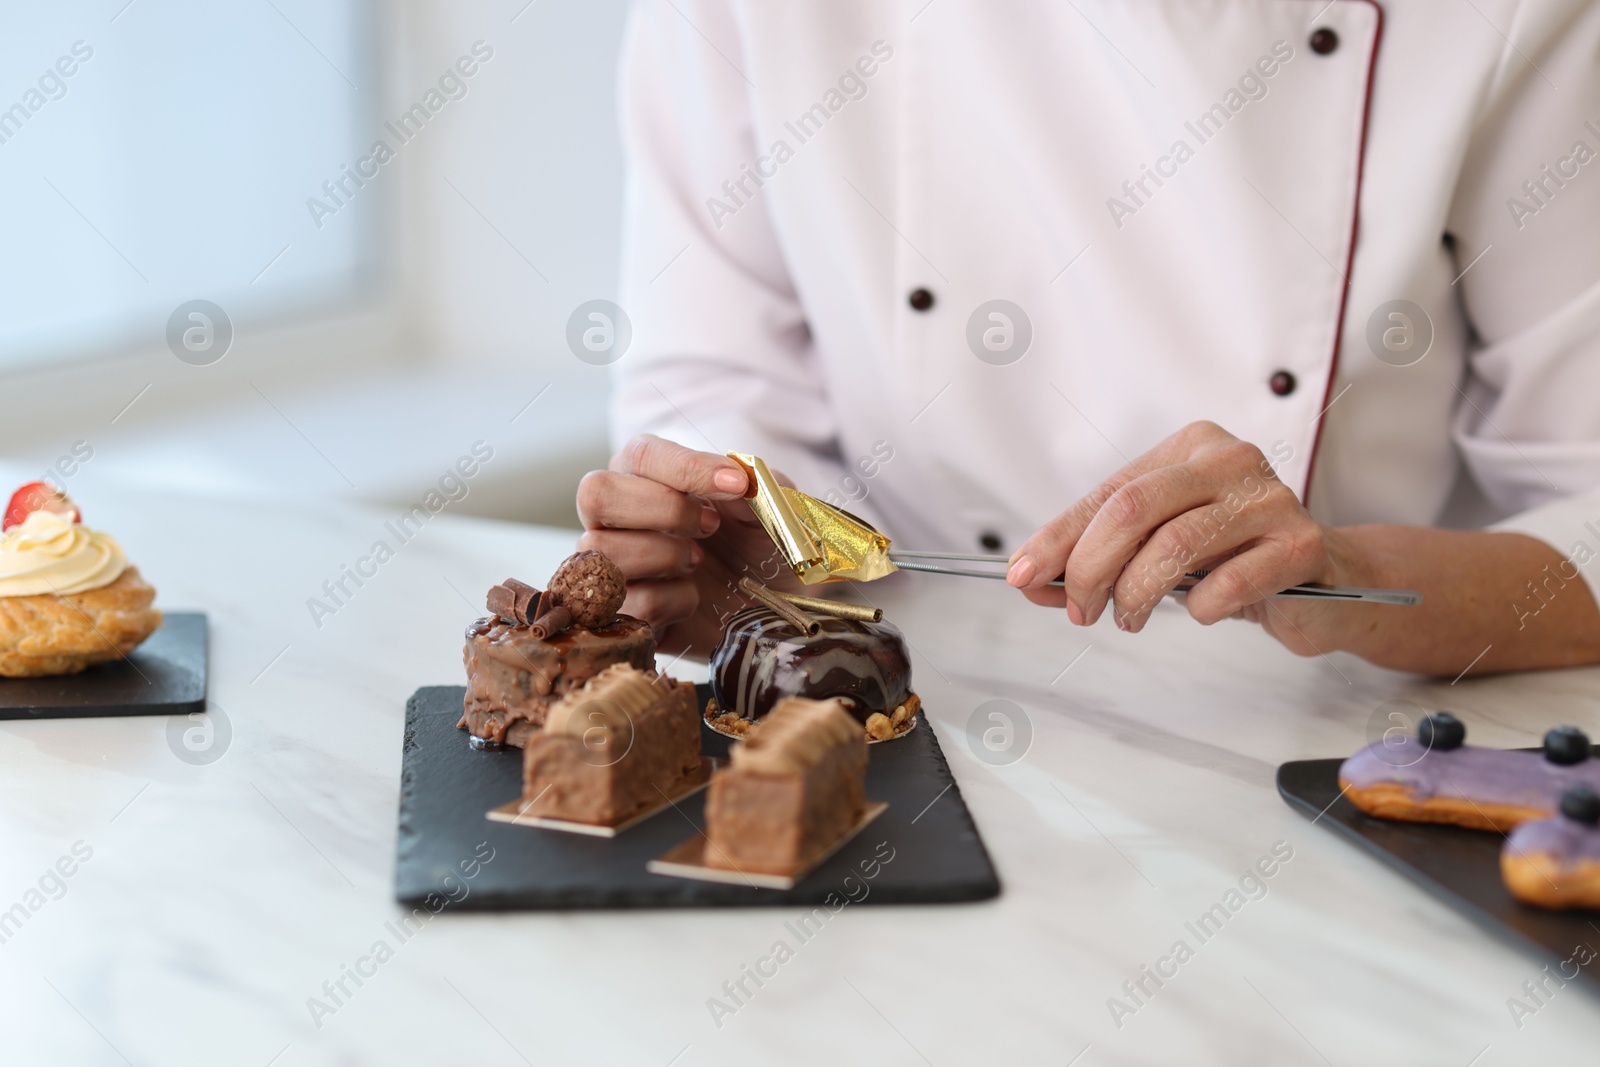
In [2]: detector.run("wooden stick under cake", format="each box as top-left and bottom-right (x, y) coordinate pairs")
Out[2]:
(737, 577), (819, 635)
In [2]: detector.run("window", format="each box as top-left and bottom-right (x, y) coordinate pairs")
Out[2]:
(0, 0), (376, 370)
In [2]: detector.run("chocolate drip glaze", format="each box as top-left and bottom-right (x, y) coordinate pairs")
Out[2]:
(460, 614), (655, 745)
(709, 605), (911, 725)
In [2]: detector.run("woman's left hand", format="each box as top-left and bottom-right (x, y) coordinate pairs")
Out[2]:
(1005, 420), (1356, 655)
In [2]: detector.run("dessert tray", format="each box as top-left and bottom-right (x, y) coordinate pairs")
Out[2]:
(395, 683), (1000, 910)
(1279, 753), (1600, 991)
(0, 612), (208, 720)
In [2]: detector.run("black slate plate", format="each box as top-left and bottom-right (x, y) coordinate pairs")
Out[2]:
(396, 684), (1000, 909)
(0, 612), (207, 720)
(1279, 755), (1600, 989)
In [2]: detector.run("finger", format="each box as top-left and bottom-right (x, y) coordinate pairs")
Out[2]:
(706, 539), (798, 594)
(1006, 423), (1229, 591)
(1070, 439), (1288, 624)
(1181, 536), (1322, 626)
(701, 466), (796, 534)
(621, 578), (699, 630)
(709, 492), (768, 532)
(577, 470), (716, 537)
(1061, 464), (1226, 623)
(1099, 492), (1281, 630)
(703, 495), (795, 572)
(1236, 603), (1269, 624)
(1005, 481), (1119, 593)
(612, 434), (750, 499)
(577, 529), (702, 580)
(1017, 584), (1067, 609)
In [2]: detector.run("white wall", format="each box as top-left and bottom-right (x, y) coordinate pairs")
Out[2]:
(406, 0), (634, 368)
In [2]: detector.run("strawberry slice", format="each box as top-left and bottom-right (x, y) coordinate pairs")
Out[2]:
(3, 482), (80, 531)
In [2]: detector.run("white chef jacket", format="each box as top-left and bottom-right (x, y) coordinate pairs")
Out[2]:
(610, 0), (1600, 604)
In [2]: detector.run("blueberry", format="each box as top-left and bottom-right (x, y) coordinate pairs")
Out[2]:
(1543, 725), (1592, 765)
(1417, 712), (1465, 751)
(1560, 785), (1600, 825)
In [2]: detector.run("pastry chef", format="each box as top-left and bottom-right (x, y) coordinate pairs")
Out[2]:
(575, 0), (1600, 676)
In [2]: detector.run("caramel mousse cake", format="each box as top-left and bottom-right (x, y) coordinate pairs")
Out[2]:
(0, 483), (161, 678)
(707, 604), (919, 742)
(460, 550), (654, 747)
(704, 697), (868, 876)
(519, 664), (703, 826)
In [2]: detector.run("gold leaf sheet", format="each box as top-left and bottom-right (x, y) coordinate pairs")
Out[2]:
(727, 452), (897, 585)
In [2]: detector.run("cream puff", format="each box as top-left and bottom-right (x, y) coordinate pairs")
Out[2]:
(0, 484), (160, 678)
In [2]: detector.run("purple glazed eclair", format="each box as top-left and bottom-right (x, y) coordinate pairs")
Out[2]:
(1503, 785), (1600, 909)
(1340, 716), (1600, 832)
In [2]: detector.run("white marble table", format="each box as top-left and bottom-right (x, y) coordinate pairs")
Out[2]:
(3, 481), (1599, 1067)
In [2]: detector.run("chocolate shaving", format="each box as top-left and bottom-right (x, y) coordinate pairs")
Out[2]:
(486, 578), (543, 625)
(529, 604), (573, 640)
(486, 585), (515, 622)
(506, 579), (541, 623)
(738, 576), (819, 636)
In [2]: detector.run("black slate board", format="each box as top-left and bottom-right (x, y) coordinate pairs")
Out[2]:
(1280, 755), (1600, 990)
(396, 684), (1000, 909)
(0, 612), (207, 719)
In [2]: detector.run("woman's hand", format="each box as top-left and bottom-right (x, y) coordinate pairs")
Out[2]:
(1005, 421), (1353, 655)
(1004, 420), (1600, 675)
(576, 434), (794, 654)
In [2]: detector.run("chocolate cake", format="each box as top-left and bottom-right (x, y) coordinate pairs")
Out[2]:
(459, 551), (655, 747)
(520, 664), (702, 826)
(708, 604), (917, 741)
(704, 697), (867, 875)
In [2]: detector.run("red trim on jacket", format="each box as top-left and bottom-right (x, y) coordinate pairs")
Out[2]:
(1301, 0), (1385, 506)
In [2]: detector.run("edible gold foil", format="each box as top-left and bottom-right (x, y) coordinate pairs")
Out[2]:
(727, 452), (898, 585)
(728, 452), (825, 583)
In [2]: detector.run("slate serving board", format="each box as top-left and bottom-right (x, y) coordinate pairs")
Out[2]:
(396, 684), (1000, 909)
(0, 612), (207, 720)
(1279, 754), (1600, 990)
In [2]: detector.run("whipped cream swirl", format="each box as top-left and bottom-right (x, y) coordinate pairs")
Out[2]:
(0, 510), (127, 597)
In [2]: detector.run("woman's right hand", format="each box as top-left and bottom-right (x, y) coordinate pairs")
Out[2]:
(576, 434), (795, 654)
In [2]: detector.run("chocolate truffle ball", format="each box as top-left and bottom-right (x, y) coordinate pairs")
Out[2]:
(548, 550), (626, 629)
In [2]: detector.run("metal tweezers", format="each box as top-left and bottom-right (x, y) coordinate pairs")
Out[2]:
(888, 551), (1422, 606)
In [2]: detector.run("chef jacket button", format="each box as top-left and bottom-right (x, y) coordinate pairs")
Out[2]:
(908, 288), (935, 312)
(1309, 27), (1339, 54)
(1269, 370), (1297, 396)
(978, 531), (1003, 552)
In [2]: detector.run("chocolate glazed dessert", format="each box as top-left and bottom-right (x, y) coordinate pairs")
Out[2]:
(708, 605), (919, 741)
(460, 550), (655, 748)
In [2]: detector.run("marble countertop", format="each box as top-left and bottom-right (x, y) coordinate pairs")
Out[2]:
(3, 480), (1599, 1067)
